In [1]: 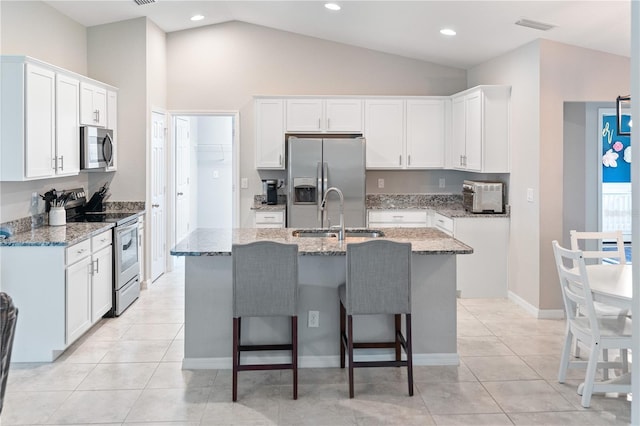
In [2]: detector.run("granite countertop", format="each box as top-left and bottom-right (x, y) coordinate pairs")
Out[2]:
(366, 193), (510, 218)
(251, 195), (287, 211)
(171, 227), (473, 257)
(0, 222), (115, 247)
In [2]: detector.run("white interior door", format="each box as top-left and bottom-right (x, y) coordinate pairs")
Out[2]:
(151, 111), (166, 281)
(175, 117), (191, 244)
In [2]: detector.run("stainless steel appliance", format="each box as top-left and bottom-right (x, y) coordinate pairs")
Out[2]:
(64, 187), (141, 316)
(262, 179), (278, 205)
(462, 180), (505, 213)
(80, 126), (114, 169)
(287, 136), (366, 228)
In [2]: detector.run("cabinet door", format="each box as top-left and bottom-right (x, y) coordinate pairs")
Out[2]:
(255, 99), (285, 169)
(406, 99), (445, 168)
(80, 82), (107, 126)
(106, 90), (117, 170)
(92, 245), (113, 322)
(364, 99), (404, 169)
(451, 96), (466, 169)
(286, 99), (323, 132)
(138, 219), (145, 283)
(66, 256), (92, 344)
(325, 99), (362, 132)
(55, 74), (80, 176)
(25, 63), (55, 179)
(464, 92), (483, 171)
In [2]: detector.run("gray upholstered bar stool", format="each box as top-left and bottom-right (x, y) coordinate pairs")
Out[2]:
(338, 240), (413, 398)
(232, 241), (299, 402)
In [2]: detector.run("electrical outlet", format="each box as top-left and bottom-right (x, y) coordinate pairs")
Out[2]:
(213, 170), (219, 179)
(308, 310), (319, 328)
(527, 188), (534, 203)
(278, 179), (285, 188)
(378, 178), (385, 189)
(439, 178), (446, 188)
(241, 177), (248, 189)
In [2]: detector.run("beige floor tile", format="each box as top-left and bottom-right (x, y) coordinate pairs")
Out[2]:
(162, 339), (185, 362)
(58, 340), (112, 363)
(457, 318), (494, 337)
(100, 339), (172, 363)
(120, 323), (183, 340)
(483, 379), (575, 413)
(214, 369), (283, 390)
(203, 385), (281, 424)
(482, 318), (566, 336)
(498, 333), (566, 356)
(355, 410), (435, 425)
(548, 379), (632, 413)
(431, 413), (514, 425)
(77, 362), (158, 390)
(412, 364), (477, 383)
(147, 362), (216, 388)
(6, 362), (96, 391)
(457, 336), (515, 357)
(47, 389), (142, 424)
(125, 387), (211, 422)
(521, 354), (596, 381)
(121, 308), (185, 324)
(508, 410), (630, 425)
(279, 385), (357, 424)
(462, 355), (541, 381)
(417, 382), (502, 415)
(0, 390), (71, 425)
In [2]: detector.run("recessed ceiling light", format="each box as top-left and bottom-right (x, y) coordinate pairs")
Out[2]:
(440, 28), (456, 36)
(191, 14), (205, 21)
(324, 3), (341, 11)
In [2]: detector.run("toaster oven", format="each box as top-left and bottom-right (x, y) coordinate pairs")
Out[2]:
(462, 180), (504, 213)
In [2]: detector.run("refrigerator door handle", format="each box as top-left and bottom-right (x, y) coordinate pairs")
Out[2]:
(317, 161), (323, 224)
(322, 162), (329, 226)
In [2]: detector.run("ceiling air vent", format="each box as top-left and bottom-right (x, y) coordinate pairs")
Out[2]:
(134, 0), (156, 5)
(515, 19), (555, 31)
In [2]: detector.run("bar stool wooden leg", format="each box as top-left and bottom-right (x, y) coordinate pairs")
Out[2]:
(340, 301), (346, 369)
(232, 317), (239, 402)
(347, 314), (355, 398)
(406, 313), (414, 396)
(292, 316), (298, 400)
(394, 314), (401, 363)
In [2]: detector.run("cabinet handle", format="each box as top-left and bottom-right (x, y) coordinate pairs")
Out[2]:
(318, 118), (321, 129)
(59, 156), (64, 171)
(94, 110), (99, 122)
(77, 248), (86, 255)
(95, 258), (99, 274)
(327, 118), (331, 129)
(52, 157), (56, 170)
(177, 192), (184, 196)
(392, 215), (403, 219)
(279, 154), (282, 166)
(152, 203), (160, 208)
(399, 155), (402, 166)
(408, 155), (411, 166)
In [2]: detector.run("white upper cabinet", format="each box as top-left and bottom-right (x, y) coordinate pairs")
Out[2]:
(55, 73), (80, 176)
(364, 99), (404, 168)
(286, 98), (362, 133)
(1, 56), (118, 181)
(255, 98), (285, 169)
(80, 82), (107, 127)
(450, 85), (510, 173)
(405, 99), (447, 169)
(365, 98), (447, 170)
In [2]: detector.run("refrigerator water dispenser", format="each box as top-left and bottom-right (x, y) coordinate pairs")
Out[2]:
(293, 177), (317, 204)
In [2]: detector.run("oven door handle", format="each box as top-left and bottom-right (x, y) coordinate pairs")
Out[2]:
(116, 222), (139, 238)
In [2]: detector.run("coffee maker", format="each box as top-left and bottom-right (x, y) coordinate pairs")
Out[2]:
(262, 179), (278, 205)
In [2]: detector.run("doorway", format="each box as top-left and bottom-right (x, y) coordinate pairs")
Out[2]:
(170, 112), (239, 261)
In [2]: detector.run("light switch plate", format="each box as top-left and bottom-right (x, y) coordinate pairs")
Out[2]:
(527, 188), (534, 203)
(439, 178), (446, 188)
(308, 310), (319, 328)
(378, 178), (384, 189)
(241, 178), (248, 189)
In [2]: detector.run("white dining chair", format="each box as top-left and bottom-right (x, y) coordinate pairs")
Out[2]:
(552, 240), (632, 408)
(569, 230), (629, 377)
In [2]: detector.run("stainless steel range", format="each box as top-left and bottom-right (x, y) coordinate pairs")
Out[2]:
(62, 187), (141, 316)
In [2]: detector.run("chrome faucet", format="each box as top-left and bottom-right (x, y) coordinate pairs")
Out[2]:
(320, 187), (345, 241)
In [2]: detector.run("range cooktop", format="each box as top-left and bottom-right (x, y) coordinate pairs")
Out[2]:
(68, 212), (139, 227)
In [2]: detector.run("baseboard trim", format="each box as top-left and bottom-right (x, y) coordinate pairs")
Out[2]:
(508, 291), (565, 319)
(182, 352), (459, 370)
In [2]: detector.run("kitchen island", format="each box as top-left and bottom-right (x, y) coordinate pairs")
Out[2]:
(171, 227), (472, 369)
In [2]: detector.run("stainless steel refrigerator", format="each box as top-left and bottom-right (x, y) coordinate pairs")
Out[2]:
(287, 136), (366, 228)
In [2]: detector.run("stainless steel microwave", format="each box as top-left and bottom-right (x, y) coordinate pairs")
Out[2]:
(80, 126), (113, 169)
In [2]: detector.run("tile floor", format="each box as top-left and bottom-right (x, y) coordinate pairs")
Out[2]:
(2, 264), (631, 425)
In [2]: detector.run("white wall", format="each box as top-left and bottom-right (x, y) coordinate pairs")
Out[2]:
(166, 21), (468, 227)
(0, 0), (89, 222)
(469, 40), (630, 311)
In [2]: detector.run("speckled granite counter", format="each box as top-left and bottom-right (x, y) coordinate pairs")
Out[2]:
(366, 193), (509, 218)
(0, 222), (114, 247)
(171, 227), (472, 256)
(251, 195), (286, 211)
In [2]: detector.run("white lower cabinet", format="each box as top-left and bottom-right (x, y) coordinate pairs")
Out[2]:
(367, 210), (430, 228)
(255, 211), (285, 228)
(66, 254), (93, 344)
(433, 213), (509, 298)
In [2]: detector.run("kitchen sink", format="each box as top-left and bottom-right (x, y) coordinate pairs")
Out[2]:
(291, 229), (385, 238)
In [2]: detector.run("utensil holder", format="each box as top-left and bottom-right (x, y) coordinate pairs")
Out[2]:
(49, 207), (66, 226)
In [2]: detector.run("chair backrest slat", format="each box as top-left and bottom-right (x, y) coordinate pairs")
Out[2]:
(569, 230), (626, 265)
